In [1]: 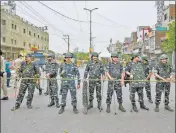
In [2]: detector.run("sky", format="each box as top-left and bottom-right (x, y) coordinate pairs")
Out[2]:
(13, 1), (175, 54)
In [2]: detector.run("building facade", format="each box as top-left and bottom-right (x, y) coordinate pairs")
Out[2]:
(1, 5), (49, 59)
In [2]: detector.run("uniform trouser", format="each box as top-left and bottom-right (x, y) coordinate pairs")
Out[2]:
(0, 76), (8, 97)
(60, 81), (77, 107)
(45, 80), (49, 93)
(130, 87), (144, 104)
(89, 80), (101, 102)
(155, 82), (170, 105)
(15, 79), (35, 106)
(145, 81), (152, 99)
(6, 72), (11, 87)
(106, 81), (122, 105)
(13, 73), (20, 88)
(48, 79), (59, 102)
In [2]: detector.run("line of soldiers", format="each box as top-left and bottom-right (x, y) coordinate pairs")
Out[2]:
(11, 51), (174, 114)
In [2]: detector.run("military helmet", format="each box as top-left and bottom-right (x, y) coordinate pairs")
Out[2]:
(64, 52), (73, 58)
(91, 52), (98, 57)
(131, 52), (139, 59)
(111, 53), (118, 58)
(159, 54), (168, 60)
(25, 53), (32, 58)
(141, 54), (148, 61)
(48, 53), (55, 58)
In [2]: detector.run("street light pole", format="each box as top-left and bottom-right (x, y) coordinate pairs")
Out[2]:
(83, 8), (98, 58)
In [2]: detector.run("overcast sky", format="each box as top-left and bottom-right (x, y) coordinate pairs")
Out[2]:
(14, 1), (174, 54)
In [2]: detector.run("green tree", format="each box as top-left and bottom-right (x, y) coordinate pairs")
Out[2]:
(161, 21), (175, 53)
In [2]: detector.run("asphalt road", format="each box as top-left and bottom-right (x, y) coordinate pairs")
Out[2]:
(1, 68), (175, 133)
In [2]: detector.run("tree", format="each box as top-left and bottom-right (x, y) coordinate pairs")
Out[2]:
(161, 21), (175, 53)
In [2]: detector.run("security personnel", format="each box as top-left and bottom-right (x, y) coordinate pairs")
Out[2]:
(106, 53), (126, 113)
(141, 54), (153, 103)
(11, 54), (40, 110)
(46, 53), (60, 108)
(125, 53), (149, 112)
(154, 54), (174, 112)
(58, 53), (80, 114)
(84, 52), (105, 112)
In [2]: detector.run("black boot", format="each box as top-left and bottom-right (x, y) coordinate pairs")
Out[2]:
(44, 91), (49, 96)
(27, 105), (33, 109)
(1, 96), (9, 100)
(119, 104), (126, 112)
(106, 104), (111, 113)
(39, 88), (42, 95)
(58, 106), (65, 114)
(165, 105), (174, 112)
(140, 103), (149, 111)
(48, 98), (55, 107)
(87, 101), (93, 110)
(55, 97), (60, 108)
(11, 104), (20, 111)
(73, 106), (79, 114)
(83, 107), (88, 114)
(148, 98), (153, 103)
(155, 104), (159, 112)
(97, 102), (103, 111)
(132, 103), (138, 112)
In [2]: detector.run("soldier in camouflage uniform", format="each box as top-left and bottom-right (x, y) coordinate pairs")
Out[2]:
(125, 53), (149, 112)
(84, 52), (105, 112)
(45, 53), (60, 108)
(106, 53), (126, 113)
(44, 55), (52, 95)
(154, 54), (174, 112)
(141, 54), (153, 103)
(11, 54), (40, 110)
(58, 53), (80, 114)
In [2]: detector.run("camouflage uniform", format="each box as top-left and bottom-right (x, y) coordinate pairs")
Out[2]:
(44, 59), (51, 95)
(141, 54), (153, 103)
(154, 54), (174, 112)
(58, 53), (80, 114)
(11, 54), (40, 110)
(125, 53), (149, 112)
(84, 52), (105, 111)
(106, 53), (126, 113)
(46, 54), (60, 108)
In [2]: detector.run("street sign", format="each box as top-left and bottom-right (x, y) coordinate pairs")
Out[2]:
(89, 48), (92, 53)
(156, 27), (167, 31)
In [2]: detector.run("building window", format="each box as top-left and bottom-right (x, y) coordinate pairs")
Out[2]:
(2, 19), (6, 25)
(164, 13), (167, 21)
(11, 39), (13, 44)
(15, 25), (17, 30)
(12, 24), (14, 29)
(14, 40), (16, 45)
(38, 35), (40, 39)
(23, 29), (26, 33)
(34, 33), (36, 37)
(24, 42), (26, 47)
(29, 43), (31, 48)
(29, 31), (31, 35)
(2, 37), (6, 43)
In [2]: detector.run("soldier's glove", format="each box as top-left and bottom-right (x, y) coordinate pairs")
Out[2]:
(60, 70), (65, 78)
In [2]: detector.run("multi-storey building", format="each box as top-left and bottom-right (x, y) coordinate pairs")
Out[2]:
(1, 4), (49, 59)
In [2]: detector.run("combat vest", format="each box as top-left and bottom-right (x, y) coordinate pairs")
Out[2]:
(130, 62), (145, 87)
(108, 62), (121, 79)
(156, 63), (172, 79)
(88, 60), (103, 79)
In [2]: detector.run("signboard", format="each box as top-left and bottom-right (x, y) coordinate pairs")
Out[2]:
(89, 48), (92, 53)
(156, 27), (167, 31)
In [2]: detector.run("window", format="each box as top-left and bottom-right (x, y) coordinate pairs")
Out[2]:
(2, 19), (6, 25)
(23, 42), (26, 47)
(38, 35), (40, 39)
(41, 37), (43, 40)
(2, 37), (6, 43)
(29, 31), (31, 35)
(15, 25), (17, 30)
(23, 29), (26, 33)
(164, 13), (167, 21)
(12, 24), (14, 29)
(14, 40), (16, 45)
(34, 33), (36, 37)
(45, 38), (46, 41)
(11, 39), (13, 44)
(29, 43), (31, 48)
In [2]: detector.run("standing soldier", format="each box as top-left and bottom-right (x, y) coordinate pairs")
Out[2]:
(106, 53), (126, 113)
(125, 53), (149, 112)
(83, 52), (105, 112)
(141, 54), (153, 103)
(44, 54), (52, 95)
(11, 54), (40, 110)
(58, 53), (80, 114)
(13, 54), (23, 90)
(154, 54), (174, 112)
(45, 53), (60, 108)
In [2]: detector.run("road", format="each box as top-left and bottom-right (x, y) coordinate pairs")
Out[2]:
(1, 67), (175, 133)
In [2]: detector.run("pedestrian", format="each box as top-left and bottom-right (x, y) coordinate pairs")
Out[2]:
(58, 52), (80, 114)
(83, 52), (105, 113)
(106, 53), (126, 113)
(154, 54), (174, 112)
(11, 54), (40, 111)
(125, 52), (149, 112)
(5, 57), (12, 88)
(45, 53), (60, 108)
(0, 50), (8, 100)
(13, 54), (24, 89)
(141, 54), (153, 103)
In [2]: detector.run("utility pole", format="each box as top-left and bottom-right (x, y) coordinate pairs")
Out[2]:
(63, 35), (70, 52)
(83, 8), (98, 58)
